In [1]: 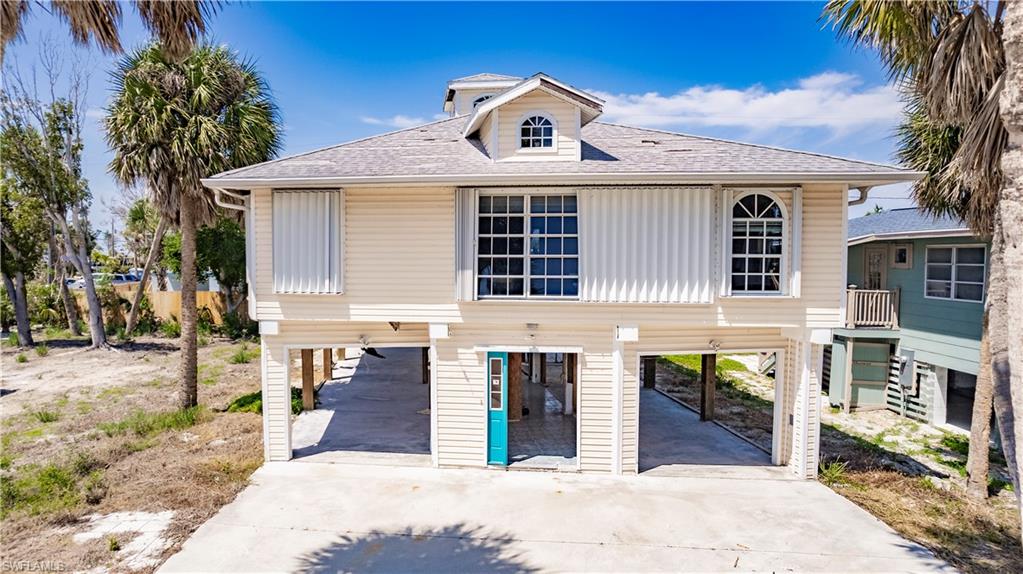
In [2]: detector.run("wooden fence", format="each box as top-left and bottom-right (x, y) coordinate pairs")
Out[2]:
(73, 287), (241, 326)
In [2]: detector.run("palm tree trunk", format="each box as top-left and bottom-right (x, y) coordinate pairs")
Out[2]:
(56, 262), (81, 336)
(125, 216), (167, 335)
(178, 199), (199, 408)
(2, 271), (33, 347)
(966, 312), (993, 498)
(997, 0), (1023, 542)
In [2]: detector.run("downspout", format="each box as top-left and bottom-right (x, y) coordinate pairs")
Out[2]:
(211, 187), (256, 320)
(848, 185), (872, 206)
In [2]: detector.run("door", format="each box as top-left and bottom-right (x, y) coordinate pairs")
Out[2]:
(864, 246), (888, 290)
(487, 352), (508, 465)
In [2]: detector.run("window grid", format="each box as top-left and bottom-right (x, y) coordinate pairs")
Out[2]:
(520, 115), (554, 149)
(730, 193), (784, 294)
(477, 194), (578, 299)
(925, 246), (985, 302)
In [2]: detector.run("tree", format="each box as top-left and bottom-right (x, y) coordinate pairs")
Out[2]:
(823, 0), (1022, 532)
(0, 177), (48, 346)
(117, 197), (167, 335)
(1, 0), (218, 62)
(162, 217), (248, 315)
(106, 43), (281, 408)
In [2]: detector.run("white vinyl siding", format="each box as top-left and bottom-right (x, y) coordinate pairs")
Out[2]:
(495, 91), (579, 161)
(272, 189), (343, 294)
(579, 187), (715, 304)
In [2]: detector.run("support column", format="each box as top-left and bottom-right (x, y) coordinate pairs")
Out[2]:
(301, 348), (314, 411)
(700, 353), (716, 421)
(642, 356), (657, 389)
(336, 347), (346, 361)
(322, 349), (332, 381)
(508, 353), (523, 421)
(422, 347), (430, 384)
(785, 333), (822, 479)
(540, 353), (547, 384)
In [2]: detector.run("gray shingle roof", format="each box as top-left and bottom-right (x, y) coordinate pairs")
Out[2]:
(210, 117), (917, 183)
(848, 208), (969, 240)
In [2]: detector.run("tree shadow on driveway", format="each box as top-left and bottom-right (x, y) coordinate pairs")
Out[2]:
(296, 523), (537, 573)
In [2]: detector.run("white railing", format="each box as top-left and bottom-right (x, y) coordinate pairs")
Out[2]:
(846, 288), (900, 329)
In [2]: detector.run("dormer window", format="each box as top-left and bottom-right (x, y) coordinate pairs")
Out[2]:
(520, 115), (555, 149)
(472, 94), (495, 109)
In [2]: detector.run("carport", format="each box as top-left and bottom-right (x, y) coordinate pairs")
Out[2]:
(291, 347), (432, 465)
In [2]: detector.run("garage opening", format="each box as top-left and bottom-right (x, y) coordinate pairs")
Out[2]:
(290, 346), (431, 464)
(506, 352), (578, 471)
(638, 352), (780, 475)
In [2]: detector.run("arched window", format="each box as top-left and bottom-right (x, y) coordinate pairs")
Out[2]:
(731, 193), (784, 293)
(520, 115), (554, 148)
(472, 94), (495, 109)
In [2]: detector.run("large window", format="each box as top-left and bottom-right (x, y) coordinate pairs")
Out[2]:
(519, 115), (554, 149)
(925, 246), (986, 302)
(477, 193), (578, 299)
(730, 193), (784, 293)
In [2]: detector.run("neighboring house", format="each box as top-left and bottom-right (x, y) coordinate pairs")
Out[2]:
(201, 72), (919, 478)
(827, 208), (987, 433)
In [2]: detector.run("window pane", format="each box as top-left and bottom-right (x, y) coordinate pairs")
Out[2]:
(531, 196), (545, 213)
(478, 238), (491, 255)
(766, 274), (781, 291)
(955, 283), (983, 301)
(478, 258), (492, 275)
(761, 201), (782, 219)
(563, 237), (578, 255)
(530, 216), (545, 234)
(546, 279), (562, 296)
(926, 280), (951, 298)
(563, 196), (577, 213)
(731, 258), (746, 273)
(521, 127), (531, 138)
(508, 238), (524, 255)
(748, 222), (765, 237)
(749, 239), (764, 254)
(547, 196), (562, 213)
(766, 239), (782, 255)
(732, 221), (747, 235)
(492, 196), (507, 213)
(509, 216), (524, 234)
(748, 275), (763, 291)
(478, 278), (490, 296)
(731, 275), (746, 291)
(493, 217), (508, 234)
(492, 237), (508, 255)
(509, 278), (524, 296)
(508, 195), (525, 213)
(530, 258), (545, 276)
(766, 222), (782, 237)
(530, 237), (545, 255)
(509, 257), (524, 276)
(563, 258), (578, 275)
(732, 239), (747, 254)
(957, 247), (985, 264)
(478, 217), (491, 234)
(956, 264), (985, 283)
(479, 196), (492, 214)
(563, 216), (578, 234)
(749, 258), (763, 273)
(765, 257), (781, 273)
(547, 237), (562, 255)
(563, 278), (579, 297)
(542, 126), (552, 138)
(927, 263), (952, 281)
(547, 217), (562, 234)
(530, 278), (545, 296)
(494, 258), (508, 275)
(492, 278), (508, 296)
(927, 248), (952, 263)
(547, 258), (562, 275)
(736, 195), (757, 218)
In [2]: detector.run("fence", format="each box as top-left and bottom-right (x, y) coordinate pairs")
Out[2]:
(73, 286), (242, 326)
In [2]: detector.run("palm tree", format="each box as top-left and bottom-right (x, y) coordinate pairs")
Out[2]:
(823, 0), (1022, 534)
(0, 0), (218, 62)
(106, 43), (281, 408)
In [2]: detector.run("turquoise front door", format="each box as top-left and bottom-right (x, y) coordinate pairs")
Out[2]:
(487, 352), (508, 465)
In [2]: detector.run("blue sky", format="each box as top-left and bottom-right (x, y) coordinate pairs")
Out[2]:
(7, 1), (913, 231)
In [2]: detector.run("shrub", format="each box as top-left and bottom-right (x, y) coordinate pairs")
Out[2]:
(15, 353), (27, 363)
(221, 310), (258, 340)
(26, 282), (63, 327)
(229, 343), (259, 364)
(128, 294), (160, 335)
(115, 328), (133, 343)
(97, 284), (128, 332)
(198, 334), (211, 347)
(34, 343), (49, 357)
(197, 307), (216, 336)
(160, 319), (181, 338)
(6, 333), (18, 347)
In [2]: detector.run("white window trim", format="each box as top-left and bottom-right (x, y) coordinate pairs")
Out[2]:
(923, 244), (987, 303)
(891, 243), (913, 269)
(516, 111), (559, 154)
(724, 189), (789, 297)
(472, 93), (497, 109)
(474, 190), (579, 300)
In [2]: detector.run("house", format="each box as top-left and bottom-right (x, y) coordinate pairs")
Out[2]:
(201, 72), (920, 478)
(826, 208), (986, 432)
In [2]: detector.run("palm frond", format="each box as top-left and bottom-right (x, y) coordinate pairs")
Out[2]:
(49, 0), (123, 54)
(132, 0), (220, 62)
(0, 0), (29, 61)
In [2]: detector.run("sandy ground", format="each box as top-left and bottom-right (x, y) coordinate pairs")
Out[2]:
(0, 334), (263, 574)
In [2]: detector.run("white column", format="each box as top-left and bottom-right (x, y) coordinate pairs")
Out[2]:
(787, 334), (822, 479)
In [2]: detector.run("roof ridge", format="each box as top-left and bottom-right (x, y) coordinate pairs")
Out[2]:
(214, 116), (464, 179)
(590, 121), (909, 172)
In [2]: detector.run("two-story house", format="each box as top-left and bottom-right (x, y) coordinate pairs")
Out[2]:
(202, 72), (920, 478)
(827, 208), (987, 433)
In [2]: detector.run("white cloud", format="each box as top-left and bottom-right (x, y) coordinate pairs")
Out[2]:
(591, 72), (902, 135)
(359, 114), (427, 129)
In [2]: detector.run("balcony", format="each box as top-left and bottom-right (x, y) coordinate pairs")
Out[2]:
(846, 288), (900, 329)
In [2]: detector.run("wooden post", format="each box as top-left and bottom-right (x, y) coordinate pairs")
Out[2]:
(422, 347), (430, 384)
(508, 353), (523, 421)
(643, 356), (657, 389)
(540, 353), (547, 384)
(301, 349), (315, 411)
(565, 353), (577, 415)
(700, 353), (716, 421)
(322, 349), (332, 381)
(336, 347), (346, 361)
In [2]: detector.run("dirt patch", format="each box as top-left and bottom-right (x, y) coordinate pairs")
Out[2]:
(1, 333), (263, 573)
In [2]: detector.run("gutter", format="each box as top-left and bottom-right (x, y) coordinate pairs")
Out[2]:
(847, 228), (974, 246)
(848, 185), (872, 206)
(201, 170), (926, 190)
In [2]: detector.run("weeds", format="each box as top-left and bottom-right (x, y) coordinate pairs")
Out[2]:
(34, 343), (49, 357)
(6, 333), (19, 347)
(198, 363), (224, 386)
(97, 406), (209, 438)
(15, 353), (27, 363)
(819, 458), (850, 486)
(108, 537), (120, 552)
(160, 320), (181, 338)
(229, 343), (259, 364)
(228, 388), (305, 415)
(31, 410), (59, 424)
(0, 453), (107, 518)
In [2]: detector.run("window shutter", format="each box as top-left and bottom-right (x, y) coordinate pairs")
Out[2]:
(455, 187), (478, 301)
(272, 189), (343, 294)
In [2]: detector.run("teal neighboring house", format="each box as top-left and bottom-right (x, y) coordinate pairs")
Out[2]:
(827, 208), (987, 432)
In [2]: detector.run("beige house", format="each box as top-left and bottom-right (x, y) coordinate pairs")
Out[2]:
(202, 72), (920, 478)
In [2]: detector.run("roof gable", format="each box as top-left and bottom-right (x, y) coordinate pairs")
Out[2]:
(462, 73), (604, 137)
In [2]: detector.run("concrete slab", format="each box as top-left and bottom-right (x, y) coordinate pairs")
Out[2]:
(639, 388), (774, 475)
(292, 348), (430, 464)
(160, 462), (950, 573)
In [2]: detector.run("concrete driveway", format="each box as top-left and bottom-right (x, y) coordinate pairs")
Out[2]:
(160, 463), (949, 573)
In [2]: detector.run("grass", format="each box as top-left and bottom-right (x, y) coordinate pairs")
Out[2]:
(199, 363), (225, 386)
(228, 387), (306, 415)
(15, 353), (27, 363)
(6, 333), (18, 346)
(819, 458), (849, 486)
(97, 406), (209, 438)
(0, 452), (107, 519)
(228, 343), (259, 364)
(660, 354), (749, 377)
(31, 410), (59, 424)
(34, 343), (48, 357)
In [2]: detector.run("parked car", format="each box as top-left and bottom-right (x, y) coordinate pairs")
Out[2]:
(68, 273), (138, 289)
